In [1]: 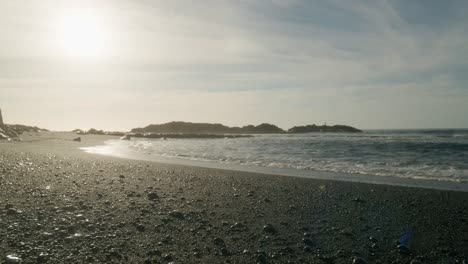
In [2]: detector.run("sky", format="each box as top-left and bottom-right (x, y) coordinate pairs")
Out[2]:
(0, 0), (467, 131)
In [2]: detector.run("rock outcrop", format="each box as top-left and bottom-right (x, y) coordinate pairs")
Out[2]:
(131, 121), (286, 134)
(131, 121), (362, 135)
(288, 124), (362, 133)
(0, 109), (47, 140)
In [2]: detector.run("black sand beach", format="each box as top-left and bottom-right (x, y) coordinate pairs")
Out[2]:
(1, 133), (468, 263)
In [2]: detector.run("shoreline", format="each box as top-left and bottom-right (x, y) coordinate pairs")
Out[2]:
(81, 136), (468, 193)
(1, 132), (468, 263)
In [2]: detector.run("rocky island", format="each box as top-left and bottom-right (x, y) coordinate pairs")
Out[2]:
(288, 124), (363, 133)
(131, 122), (286, 135)
(129, 121), (362, 136)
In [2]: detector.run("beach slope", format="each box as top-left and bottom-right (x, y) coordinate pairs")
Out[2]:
(1, 132), (467, 263)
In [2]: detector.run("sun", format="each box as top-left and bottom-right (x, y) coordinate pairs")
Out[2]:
(57, 13), (109, 60)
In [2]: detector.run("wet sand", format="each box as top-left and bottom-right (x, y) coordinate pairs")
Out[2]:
(1, 132), (468, 263)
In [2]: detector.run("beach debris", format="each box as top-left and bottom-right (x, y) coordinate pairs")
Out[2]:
(263, 223), (276, 234)
(72, 137), (81, 142)
(397, 228), (413, 254)
(5, 255), (22, 263)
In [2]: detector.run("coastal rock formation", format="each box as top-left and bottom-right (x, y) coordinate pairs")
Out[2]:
(288, 124), (362, 133)
(73, 128), (125, 137)
(131, 121), (362, 135)
(131, 121), (286, 134)
(0, 109), (47, 140)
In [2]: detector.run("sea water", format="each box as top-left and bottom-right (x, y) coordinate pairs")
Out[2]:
(82, 129), (468, 191)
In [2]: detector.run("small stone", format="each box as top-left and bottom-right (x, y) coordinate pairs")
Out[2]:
(169, 210), (184, 219)
(397, 244), (411, 255)
(5, 255), (22, 263)
(352, 256), (367, 264)
(147, 192), (159, 200)
(6, 208), (18, 215)
(147, 249), (161, 256)
(163, 254), (173, 261)
(37, 253), (49, 263)
(369, 236), (378, 242)
(67, 225), (77, 234)
(256, 253), (268, 264)
(136, 224), (145, 232)
(221, 248), (230, 256)
(263, 224), (276, 234)
(213, 237), (226, 247)
(303, 238), (314, 245)
(352, 197), (365, 203)
(230, 222), (245, 231)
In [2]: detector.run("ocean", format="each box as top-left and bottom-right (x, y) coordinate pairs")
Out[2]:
(82, 129), (468, 191)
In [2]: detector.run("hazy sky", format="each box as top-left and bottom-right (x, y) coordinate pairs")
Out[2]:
(1, 0), (467, 131)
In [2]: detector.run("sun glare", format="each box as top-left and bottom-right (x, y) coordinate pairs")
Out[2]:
(57, 13), (109, 60)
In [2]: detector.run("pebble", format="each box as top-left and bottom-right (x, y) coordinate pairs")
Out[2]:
(230, 222), (245, 231)
(147, 192), (159, 200)
(5, 255), (22, 263)
(213, 237), (226, 247)
(397, 244), (411, 255)
(352, 256), (367, 264)
(303, 238), (314, 246)
(136, 224), (145, 232)
(163, 254), (173, 261)
(256, 252), (268, 264)
(263, 224), (276, 234)
(147, 249), (161, 256)
(6, 208), (19, 215)
(220, 247), (230, 256)
(37, 253), (49, 263)
(169, 210), (184, 219)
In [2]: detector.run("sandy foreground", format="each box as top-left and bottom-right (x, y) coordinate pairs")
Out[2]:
(1, 132), (467, 264)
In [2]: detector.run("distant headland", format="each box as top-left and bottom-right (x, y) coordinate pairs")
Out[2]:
(129, 121), (362, 135)
(0, 106), (363, 141)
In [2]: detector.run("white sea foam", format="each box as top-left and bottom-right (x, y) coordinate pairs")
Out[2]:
(82, 129), (468, 191)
